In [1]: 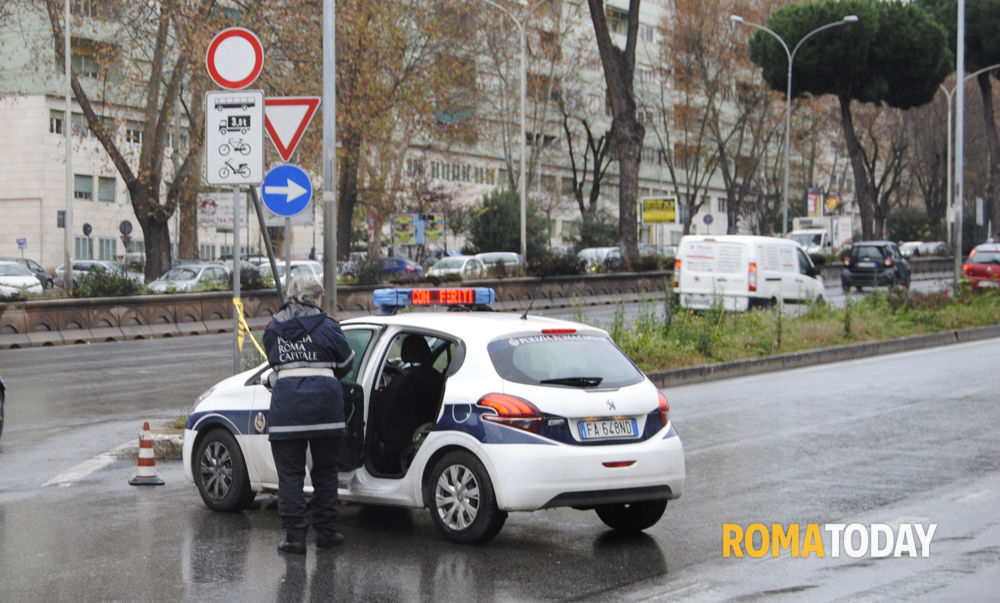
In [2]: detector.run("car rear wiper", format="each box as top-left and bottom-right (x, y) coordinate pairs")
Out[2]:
(539, 376), (603, 387)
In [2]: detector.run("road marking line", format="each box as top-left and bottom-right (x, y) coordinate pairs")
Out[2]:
(42, 440), (133, 487)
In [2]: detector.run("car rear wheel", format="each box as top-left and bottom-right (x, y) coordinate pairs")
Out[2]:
(194, 429), (255, 512)
(595, 499), (667, 532)
(428, 451), (507, 544)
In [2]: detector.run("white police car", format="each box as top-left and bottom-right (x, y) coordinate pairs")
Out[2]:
(183, 287), (685, 544)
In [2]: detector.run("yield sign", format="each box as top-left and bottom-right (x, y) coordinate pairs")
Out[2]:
(264, 97), (321, 162)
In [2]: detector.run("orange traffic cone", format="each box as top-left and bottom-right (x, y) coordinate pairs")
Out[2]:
(129, 422), (165, 486)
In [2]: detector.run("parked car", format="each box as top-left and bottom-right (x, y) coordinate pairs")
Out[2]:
(338, 252), (368, 278)
(53, 260), (124, 289)
(638, 244), (677, 259)
(841, 241), (911, 292)
(147, 263), (230, 293)
(0, 260), (44, 298)
(182, 286), (685, 544)
(258, 259), (323, 288)
(0, 257), (53, 289)
(899, 241), (922, 258)
(962, 242), (1000, 290)
(673, 235), (824, 311)
(475, 251), (524, 276)
(377, 256), (422, 280)
(427, 255), (486, 280)
(577, 246), (621, 273)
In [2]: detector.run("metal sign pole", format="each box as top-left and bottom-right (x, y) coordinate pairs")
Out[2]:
(232, 184), (242, 373)
(285, 217), (291, 291)
(247, 186), (285, 303)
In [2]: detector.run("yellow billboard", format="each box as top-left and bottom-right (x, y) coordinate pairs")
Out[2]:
(642, 197), (677, 223)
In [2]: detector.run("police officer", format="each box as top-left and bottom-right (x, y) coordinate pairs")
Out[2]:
(263, 274), (354, 554)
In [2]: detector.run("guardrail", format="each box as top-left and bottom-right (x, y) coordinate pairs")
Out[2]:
(0, 257), (953, 350)
(0, 270), (673, 349)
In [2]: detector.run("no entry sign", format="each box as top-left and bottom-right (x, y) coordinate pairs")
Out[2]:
(206, 28), (263, 90)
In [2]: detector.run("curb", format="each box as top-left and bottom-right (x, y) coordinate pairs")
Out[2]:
(646, 324), (1000, 388)
(117, 432), (184, 462)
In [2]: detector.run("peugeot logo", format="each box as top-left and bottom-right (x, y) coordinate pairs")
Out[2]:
(606, 400), (616, 411)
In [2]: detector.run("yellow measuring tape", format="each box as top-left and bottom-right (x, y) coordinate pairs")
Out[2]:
(232, 298), (267, 357)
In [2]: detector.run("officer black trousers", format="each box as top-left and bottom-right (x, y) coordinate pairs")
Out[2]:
(270, 436), (341, 540)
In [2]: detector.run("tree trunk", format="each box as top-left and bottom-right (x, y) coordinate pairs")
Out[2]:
(838, 93), (875, 239)
(134, 188), (172, 278)
(977, 74), (1000, 239)
(615, 117), (641, 260)
(586, 0), (643, 264)
(176, 78), (206, 260)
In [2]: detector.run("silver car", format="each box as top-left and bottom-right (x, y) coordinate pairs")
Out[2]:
(147, 263), (230, 293)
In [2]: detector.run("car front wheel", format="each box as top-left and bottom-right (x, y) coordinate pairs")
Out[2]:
(194, 429), (255, 512)
(595, 499), (667, 532)
(427, 451), (507, 544)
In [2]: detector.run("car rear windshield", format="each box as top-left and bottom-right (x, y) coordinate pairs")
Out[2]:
(851, 245), (887, 261)
(970, 250), (1000, 264)
(487, 333), (643, 388)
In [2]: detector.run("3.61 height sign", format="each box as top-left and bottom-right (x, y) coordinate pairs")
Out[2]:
(205, 90), (264, 185)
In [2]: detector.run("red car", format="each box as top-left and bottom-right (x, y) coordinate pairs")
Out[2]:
(962, 242), (1000, 289)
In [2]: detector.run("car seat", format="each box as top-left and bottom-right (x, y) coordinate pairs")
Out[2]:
(375, 335), (444, 474)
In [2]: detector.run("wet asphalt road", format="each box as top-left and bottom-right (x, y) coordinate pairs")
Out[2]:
(0, 321), (997, 600)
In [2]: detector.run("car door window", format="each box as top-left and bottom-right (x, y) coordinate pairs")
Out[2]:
(342, 327), (377, 382)
(797, 249), (813, 275)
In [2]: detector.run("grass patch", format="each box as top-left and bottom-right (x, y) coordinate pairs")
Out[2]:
(607, 287), (1000, 374)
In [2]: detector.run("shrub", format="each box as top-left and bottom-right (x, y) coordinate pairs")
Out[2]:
(357, 261), (383, 286)
(528, 253), (581, 277)
(74, 270), (141, 297)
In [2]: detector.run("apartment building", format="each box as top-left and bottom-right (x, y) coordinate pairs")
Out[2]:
(2, 0), (807, 273)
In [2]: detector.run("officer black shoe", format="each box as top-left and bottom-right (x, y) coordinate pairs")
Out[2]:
(316, 531), (345, 548)
(278, 537), (307, 555)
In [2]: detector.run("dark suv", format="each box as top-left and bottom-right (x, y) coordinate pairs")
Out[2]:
(841, 241), (911, 292)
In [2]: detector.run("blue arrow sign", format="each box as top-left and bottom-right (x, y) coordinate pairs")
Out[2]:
(262, 164), (312, 217)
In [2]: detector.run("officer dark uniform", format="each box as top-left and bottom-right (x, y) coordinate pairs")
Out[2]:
(263, 274), (354, 554)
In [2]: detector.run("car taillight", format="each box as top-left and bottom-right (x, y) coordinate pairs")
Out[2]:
(542, 328), (576, 334)
(883, 257), (894, 267)
(478, 393), (542, 433)
(658, 390), (670, 426)
(963, 262), (972, 275)
(748, 262), (757, 292)
(673, 259), (681, 288)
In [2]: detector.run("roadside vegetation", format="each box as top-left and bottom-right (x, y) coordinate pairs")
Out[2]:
(583, 285), (1000, 374)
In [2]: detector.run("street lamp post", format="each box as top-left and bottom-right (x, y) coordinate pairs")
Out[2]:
(480, 0), (547, 260)
(939, 62), (1000, 289)
(731, 14), (858, 236)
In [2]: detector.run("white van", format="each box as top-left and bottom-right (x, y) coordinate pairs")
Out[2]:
(673, 235), (825, 311)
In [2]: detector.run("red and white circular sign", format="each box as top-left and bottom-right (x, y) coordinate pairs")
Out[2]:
(206, 28), (263, 90)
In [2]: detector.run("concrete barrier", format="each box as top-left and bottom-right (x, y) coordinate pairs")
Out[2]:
(0, 257), (953, 350)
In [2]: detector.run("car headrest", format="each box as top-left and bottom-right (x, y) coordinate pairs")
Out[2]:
(401, 334), (432, 365)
